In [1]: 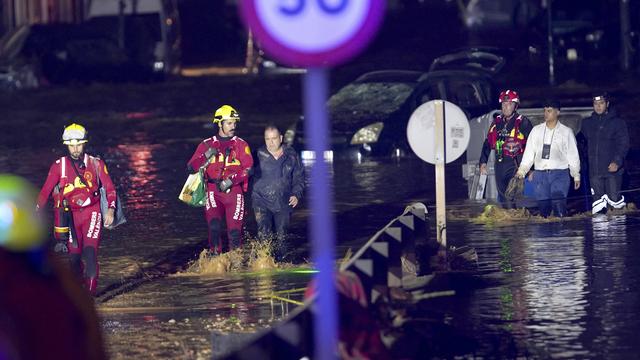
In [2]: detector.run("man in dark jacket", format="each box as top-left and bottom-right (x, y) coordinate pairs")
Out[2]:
(252, 125), (305, 261)
(580, 92), (630, 214)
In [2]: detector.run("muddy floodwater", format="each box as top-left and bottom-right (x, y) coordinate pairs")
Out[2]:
(2, 77), (640, 358)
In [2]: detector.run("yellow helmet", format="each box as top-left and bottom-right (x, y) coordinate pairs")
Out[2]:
(0, 174), (45, 252)
(62, 123), (88, 145)
(212, 105), (240, 124)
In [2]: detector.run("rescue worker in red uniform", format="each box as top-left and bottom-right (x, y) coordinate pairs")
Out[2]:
(187, 105), (254, 254)
(479, 90), (533, 208)
(36, 123), (118, 295)
(1, 174), (107, 360)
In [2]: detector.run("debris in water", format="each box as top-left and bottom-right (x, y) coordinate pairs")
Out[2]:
(472, 204), (532, 224)
(181, 236), (315, 275)
(246, 239), (278, 271)
(186, 249), (243, 275)
(472, 202), (638, 224)
(607, 202), (637, 214)
(339, 248), (353, 268)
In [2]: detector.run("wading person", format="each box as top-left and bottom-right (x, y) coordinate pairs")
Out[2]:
(36, 123), (118, 295)
(479, 90), (533, 208)
(580, 92), (630, 214)
(516, 100), (581, 217)
(187, 105), (253, 254)
(252, 125), (305, 261)
(1, 175), (107, 360)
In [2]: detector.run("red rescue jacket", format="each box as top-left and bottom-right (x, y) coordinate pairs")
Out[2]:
(37, 154), (117, 211)
(187, 135), (254, 192)
(486, 114), (528, 158)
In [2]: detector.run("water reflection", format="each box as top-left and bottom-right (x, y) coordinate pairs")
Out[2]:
(581, 214), (638, 358)
(117, 139), (161, 211)
(459, 212), (640, 359)
(101, 272), (311, 359)
(523, 235), (589, 357)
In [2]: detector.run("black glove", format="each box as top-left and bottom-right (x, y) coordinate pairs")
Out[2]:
(217, 179), (233, 192)
(204, 147), (218, 160)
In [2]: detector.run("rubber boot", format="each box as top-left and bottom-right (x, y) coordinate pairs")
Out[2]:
(85, 277), (98, 296)
(229, 229), (242, 251)
(208, 218), (222, 254)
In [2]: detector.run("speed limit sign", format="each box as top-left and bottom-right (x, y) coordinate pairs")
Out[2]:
(239, 0), (386, 67)
(238, 2), (385, 359)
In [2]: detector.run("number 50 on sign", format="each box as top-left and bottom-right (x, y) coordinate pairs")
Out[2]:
(239, 0), (385, 67)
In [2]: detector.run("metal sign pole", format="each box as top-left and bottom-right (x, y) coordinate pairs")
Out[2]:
(434, 100), (447, 248)
(407, 100), (469, 259)
(304, 67), (337, 360)
(238, 2), (385, 358)
(546, 0), (555, 86)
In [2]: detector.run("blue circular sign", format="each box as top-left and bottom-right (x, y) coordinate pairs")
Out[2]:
(239, 0), (386, 67)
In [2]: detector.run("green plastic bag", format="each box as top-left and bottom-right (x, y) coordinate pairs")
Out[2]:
(179, 169), (206, 207)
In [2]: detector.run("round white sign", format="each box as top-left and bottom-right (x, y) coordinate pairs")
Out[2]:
(255, 1), (369, 52)
(239, 0), (385, 67)
(406, 100), (470, 164)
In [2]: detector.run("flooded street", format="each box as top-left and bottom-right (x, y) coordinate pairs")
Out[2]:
(101, 272), (312, 359)
(438, 212), (640, 359)
(2, 77), (640, 358)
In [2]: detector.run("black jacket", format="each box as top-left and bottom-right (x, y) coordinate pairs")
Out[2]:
(580, 108), (629, 176)
(252, 145), (305, 212)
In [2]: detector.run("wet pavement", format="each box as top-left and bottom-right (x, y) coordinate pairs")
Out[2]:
(2, 75), (640, 358)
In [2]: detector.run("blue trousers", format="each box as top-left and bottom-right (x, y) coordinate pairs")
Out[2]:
(533, 169), (570, 217)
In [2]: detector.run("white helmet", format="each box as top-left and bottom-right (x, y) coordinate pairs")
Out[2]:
(62, 123), (88, 145)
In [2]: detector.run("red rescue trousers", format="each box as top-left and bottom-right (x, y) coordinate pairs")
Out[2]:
(69, 203), (102, 292)
(204, 183), (245, 253)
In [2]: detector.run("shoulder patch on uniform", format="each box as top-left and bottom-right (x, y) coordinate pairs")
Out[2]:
(245, 145), (251, 155)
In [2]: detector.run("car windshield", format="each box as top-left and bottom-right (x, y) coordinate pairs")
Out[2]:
(328, 82), (416, 122)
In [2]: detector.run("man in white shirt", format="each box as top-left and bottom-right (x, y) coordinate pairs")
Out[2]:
(516, 99), (581, 217)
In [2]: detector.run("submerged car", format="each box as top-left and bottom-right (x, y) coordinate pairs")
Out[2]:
(288, 69), (495, 159)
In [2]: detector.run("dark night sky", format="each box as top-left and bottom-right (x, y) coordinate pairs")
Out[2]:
(175, 0), (640, 78)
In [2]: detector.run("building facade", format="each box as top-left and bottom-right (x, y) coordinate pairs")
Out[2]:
(1, 0), (83, 36)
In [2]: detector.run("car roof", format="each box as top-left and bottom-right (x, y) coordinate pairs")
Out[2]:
(354, 70), (425, 84)
(475, 107), (593, 134)
(429, 50), (506, 74)
(418, 69), (494, 82)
